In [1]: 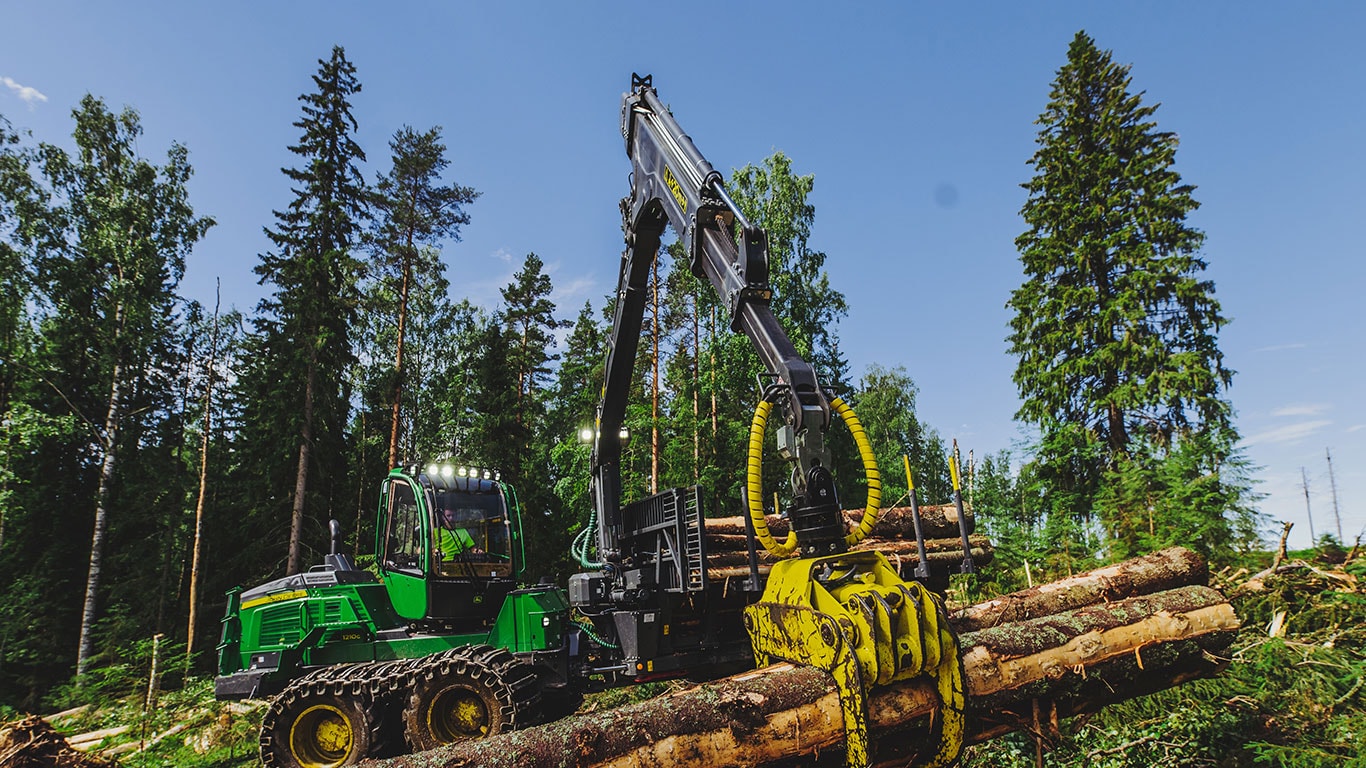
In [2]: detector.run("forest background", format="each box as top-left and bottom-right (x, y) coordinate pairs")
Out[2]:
(0, 7), (1362, 762)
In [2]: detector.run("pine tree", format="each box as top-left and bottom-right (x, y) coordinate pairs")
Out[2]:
(1009, 31), (1249, 557)
(240, 46), (369, 575)
(370, 126), (477, 470)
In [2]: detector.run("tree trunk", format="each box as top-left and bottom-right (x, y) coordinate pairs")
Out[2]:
(76, 302), (125, 680)
(287, 357), (318, 576)
(185, 290), (221, 669)
(387, 255), (412, 471)
(691, 292), (699, 483)
(367, 582), (1237, 768)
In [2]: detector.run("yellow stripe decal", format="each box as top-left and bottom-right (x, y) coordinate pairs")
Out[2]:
(240, 589), (308, 611)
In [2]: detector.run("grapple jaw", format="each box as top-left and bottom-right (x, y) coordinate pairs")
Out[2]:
(744, 550), (966, 768)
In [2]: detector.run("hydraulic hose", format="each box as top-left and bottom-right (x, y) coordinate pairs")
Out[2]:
(831, 396), (881, 547)
(746, 395), (881, 556)
(747, 399), (798, 556)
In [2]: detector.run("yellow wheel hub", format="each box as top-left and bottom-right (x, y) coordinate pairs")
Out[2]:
(289, 704), (354, 768)
(429, 688), (490, 741)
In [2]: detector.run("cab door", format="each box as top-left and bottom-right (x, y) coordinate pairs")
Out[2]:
(379, 476), (428, 620)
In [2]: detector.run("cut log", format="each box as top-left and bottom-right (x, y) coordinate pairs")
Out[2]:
(706, 504), (971, 541)
(704, 536), (993, 571)
(364, 583), (1238, 768)
(950, 546), (1209, 632)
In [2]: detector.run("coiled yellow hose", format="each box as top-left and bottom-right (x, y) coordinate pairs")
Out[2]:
(831, 396), (881, 547)
(746, 395), (881, 556)
(746, 400), (798, 556)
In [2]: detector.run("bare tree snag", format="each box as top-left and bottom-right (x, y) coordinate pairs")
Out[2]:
(1273, 522), (1293, 568)
(185, 284), (221, 671)
(364, 584), (1238, 768)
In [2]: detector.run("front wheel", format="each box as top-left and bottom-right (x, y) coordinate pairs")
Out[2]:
(402, 645), (541, 751)
(261, 683), (378, 768)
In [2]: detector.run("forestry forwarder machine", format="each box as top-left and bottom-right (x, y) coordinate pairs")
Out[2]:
(214, 75), (968, 768)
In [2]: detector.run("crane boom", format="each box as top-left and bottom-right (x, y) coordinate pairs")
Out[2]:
(593, 74), (839, 564)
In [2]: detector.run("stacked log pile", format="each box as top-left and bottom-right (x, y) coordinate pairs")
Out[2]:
(704, 506), (993, 578)
(367, 546), (1237, 768)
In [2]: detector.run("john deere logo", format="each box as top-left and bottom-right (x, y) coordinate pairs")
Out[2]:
(664, 166), (688, 213)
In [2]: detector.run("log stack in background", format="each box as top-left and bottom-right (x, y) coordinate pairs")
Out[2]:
(704, 505), (993, 579)
(367, 547), (1237, 768)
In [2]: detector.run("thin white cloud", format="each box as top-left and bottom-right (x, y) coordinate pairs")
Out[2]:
(1347, 424), (1366, 434)
(1253, 342), (1307, 353)
(1244, 419), (1332, 447)
(1272, 403), (1328, 418)
(552, 276), (598, 306)
(1, 76), (48, 109)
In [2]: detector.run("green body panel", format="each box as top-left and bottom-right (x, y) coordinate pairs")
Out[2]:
(372, 632), (490, 660)
(383, 568), (428, 620)
(223, 581), (404, 675)
(223, 580), (569, 676)
(489, 587), (570, 654)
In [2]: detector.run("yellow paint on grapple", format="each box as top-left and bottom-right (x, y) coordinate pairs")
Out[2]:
(741, 395), (964, 768)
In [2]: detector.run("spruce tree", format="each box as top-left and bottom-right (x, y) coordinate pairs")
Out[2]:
(1009, 31), (1248, 557)
(240, 46), (368, 575)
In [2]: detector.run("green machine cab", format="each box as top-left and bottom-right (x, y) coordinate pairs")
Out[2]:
(215, 466), (573, 768)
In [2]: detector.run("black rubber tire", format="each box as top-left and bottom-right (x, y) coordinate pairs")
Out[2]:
(537, 685), (584, 724)
(261, 678), (378, 768)
(401, 645), (542, 752)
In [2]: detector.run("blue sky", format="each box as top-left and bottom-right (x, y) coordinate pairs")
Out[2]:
(3, 2), (1362, 549)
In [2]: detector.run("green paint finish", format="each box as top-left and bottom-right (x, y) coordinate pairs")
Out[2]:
(373, 632), (490, 661)
(384, 568), (429, 620)
(489, 586), (571, 653)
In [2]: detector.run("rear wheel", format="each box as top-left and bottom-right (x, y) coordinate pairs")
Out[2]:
(402, 645), (542, 751)
(261, 682), (378, 768)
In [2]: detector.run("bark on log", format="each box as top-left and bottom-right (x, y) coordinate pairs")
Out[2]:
(706, 505), (971, 541)
(365, 584), (1237, 768)
(704, 536), (993, 570)
(949, 546), (1209, 632)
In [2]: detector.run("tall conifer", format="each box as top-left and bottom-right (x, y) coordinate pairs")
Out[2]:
(1009, 32), (1249, 556)
(241, 46), (368, 575)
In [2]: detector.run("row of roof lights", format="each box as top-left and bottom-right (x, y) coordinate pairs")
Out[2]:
(426, 464), (500, 481)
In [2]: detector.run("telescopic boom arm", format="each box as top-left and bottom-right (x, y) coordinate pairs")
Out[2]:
(592, 74), (839, 561)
